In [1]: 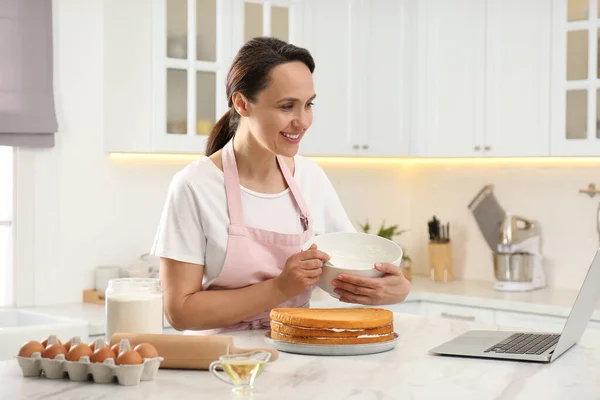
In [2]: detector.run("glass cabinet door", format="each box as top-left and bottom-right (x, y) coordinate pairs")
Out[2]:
(154, 0), (226, 153)
(165, 0), (190, 136)
(241, 1), (294, 46)
(552, 0), (600, 155)
(271, 6), (290, 42)
(244, 2), (263, 43)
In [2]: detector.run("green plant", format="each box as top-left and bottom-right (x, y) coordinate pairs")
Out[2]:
(359, 220), (411, 262)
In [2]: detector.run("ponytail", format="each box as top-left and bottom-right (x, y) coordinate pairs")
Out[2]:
(205, 108), (239, 156)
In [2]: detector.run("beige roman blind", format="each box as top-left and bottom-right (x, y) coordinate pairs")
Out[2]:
(0, 0), (57, 148)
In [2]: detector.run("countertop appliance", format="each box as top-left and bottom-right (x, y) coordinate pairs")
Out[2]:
(468, 185), (546, 292)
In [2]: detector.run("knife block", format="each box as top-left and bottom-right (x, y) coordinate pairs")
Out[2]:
(428, 241), (454, 282)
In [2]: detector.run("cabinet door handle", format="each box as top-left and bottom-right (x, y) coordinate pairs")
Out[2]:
(362, 145), (369, 150)
(484, 146), (491, 151)
(352, 144), (359, 150)
(474, 146), (481, 151)
(440, 312), (475, 321)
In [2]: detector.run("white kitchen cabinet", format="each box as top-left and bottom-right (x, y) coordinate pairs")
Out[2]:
(298, 0), (411, 157)
(412, 0), (486, 157)
(421, 302), (496, 324)
(550, 0), (600, 156)
(103, 0), (561, 157)
(384, 300), (424, 315)
(494, 310), (566, 333)
(495, 310), (600, 335)
(296, 0), (353, 157)
(104, 0), (156, 153)
(413, 0), (552, 158)
(235, 0), (304, 60)
(104, 0), (301, 154)
(484, 0), (551, 157)
(104, 0), (231, 154)
(359, 0), (413, 157)
(233, 0), (302, 49)
(588, 320), (600, 331)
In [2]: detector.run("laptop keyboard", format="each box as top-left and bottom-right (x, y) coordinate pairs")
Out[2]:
(484, 332), (560, 355)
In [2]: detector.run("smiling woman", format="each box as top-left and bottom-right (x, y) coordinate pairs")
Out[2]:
(0, 146), (13, 307)
(150, 37), (410, 336)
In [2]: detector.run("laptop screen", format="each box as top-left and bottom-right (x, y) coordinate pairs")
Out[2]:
(552, 248), (600, 359)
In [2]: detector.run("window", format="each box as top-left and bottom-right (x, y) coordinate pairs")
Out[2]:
(0, 1), (57, 306)
(0, 0), (57, 148)
(0, 145), (13, 306)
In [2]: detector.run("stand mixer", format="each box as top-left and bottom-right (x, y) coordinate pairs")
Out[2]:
(468, 185), (546, 292)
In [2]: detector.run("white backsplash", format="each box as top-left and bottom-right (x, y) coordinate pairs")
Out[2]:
(405, 162), (599, 290)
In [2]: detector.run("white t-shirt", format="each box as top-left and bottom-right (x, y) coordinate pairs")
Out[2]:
(150, 155), (356, 288)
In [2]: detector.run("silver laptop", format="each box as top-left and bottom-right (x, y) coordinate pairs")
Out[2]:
(429, 248), (600, 363)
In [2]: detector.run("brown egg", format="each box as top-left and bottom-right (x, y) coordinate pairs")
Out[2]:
(116, 350), (143, 365)
(134, 343), (159, 359)
(41, 336), (62, 348)
(63, 338), (83, 352)
(67, 343), (93, 362)
(89, 340), (107, 353)
(42, 343), (68, 359)
(110, 343), (120, 356)
(18, 341), (45, 358)
(91, 347), (116, 363)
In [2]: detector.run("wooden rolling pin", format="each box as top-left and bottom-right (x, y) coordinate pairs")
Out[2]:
(109, 332), (279, 370)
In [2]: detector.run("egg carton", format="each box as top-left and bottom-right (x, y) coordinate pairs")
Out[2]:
(15, 335), (163, 386)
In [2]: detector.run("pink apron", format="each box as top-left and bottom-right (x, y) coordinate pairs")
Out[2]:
(188, 139), (313, 335)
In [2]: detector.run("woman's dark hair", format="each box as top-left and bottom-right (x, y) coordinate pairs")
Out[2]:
(205, 37), (315, 156)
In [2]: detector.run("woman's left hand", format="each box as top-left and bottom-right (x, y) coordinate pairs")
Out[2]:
(331, 263), (411, 305)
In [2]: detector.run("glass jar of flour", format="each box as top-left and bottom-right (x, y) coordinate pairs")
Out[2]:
(105, 278), (164, 340)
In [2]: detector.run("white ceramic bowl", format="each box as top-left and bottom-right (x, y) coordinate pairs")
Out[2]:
(302, 232), (403, 299)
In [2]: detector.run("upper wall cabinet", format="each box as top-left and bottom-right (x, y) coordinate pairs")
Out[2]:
(412, 0), (486, 157)
(484, 0), (551, 157)
(104, 0), (229, 153)
(361, 0), (414, 157)
(551, 0), (600, 156)
(237, 0), (302, 49)
(154, 0), (232, 153)
(296, 0), (353, 157)
(104, 0), (300, 154)
(298, 0), (412, 157)
(104, 0), (565, 158)
(413, 0), (552, 158)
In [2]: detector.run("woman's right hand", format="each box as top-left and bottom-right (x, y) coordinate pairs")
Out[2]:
(275, 244), (330, 298)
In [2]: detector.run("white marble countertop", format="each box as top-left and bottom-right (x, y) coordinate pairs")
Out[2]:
(1, 313), (599, 400)
(14, 276), (600, 337)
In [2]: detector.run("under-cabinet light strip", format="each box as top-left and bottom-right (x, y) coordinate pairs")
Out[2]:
(107, 153), (600, 165)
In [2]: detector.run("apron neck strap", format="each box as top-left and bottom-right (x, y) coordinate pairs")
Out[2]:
(222, 139), (312, 228)
(276, 155), (311, 223)
(222, 139), (244, 226)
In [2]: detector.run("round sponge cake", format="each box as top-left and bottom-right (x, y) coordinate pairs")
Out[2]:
(269, 307), (395, 345)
